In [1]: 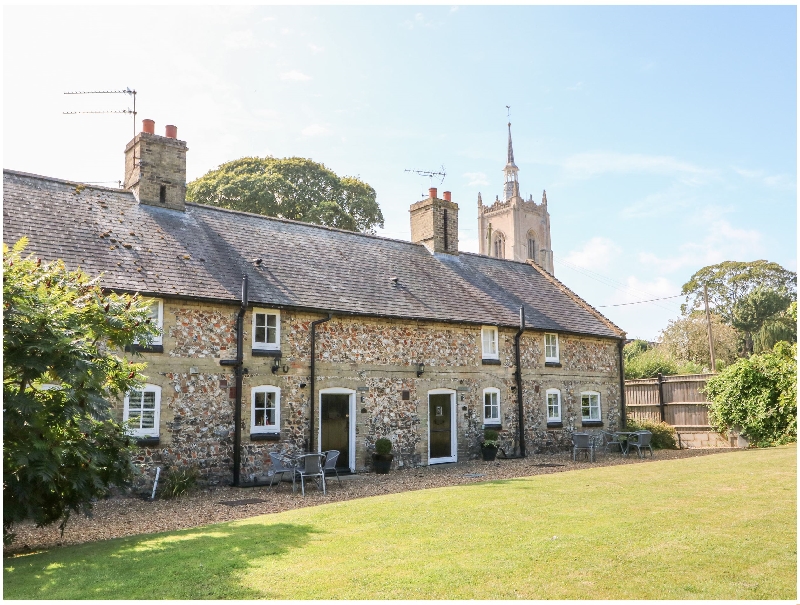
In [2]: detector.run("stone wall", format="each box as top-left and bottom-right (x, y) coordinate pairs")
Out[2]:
(120, 300), (623, 488)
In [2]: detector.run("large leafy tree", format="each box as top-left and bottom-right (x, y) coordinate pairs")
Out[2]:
(732, 288), (796, 355)
(659, 312), (739, 370)
(704, 341), (797, 447)
(680, 260), (796, 323)
(3, 239), (159, 544)
(186, 157), (385, 234)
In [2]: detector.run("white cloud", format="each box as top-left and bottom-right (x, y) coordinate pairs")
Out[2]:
(301, 123), (331, 137)
(638, 218), (763, 273)
(280, 70), (311, 81)
(620, 186), (694, 220)
(561, 151), (714, 182)
(567, 81), (583, 91)
(734, 166), (795, 190)
(463, 171), (488, 186)
(563, 237), (622, 272)
(403, 12), (433, 29)
(308, 43), (324, 53)
(224, 30), (260, 49)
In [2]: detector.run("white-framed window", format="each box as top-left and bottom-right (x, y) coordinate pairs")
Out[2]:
(483, 388), (501, 423)
(545, 333), (559, 363)
(124, 384), (161, 438)
(134, 299), (163, 346)
(581, 391), (601, 422)
(481, 326), (499, 359)
(546, 388), (561, 422)
(252, 308), (280, 350)
(251, 385), (281, 433)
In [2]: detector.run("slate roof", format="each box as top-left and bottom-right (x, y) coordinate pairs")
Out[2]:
(3, 169), (624, 339)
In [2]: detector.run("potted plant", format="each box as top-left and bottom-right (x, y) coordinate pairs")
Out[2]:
(481, 429), (500, 461)
(372, 437), (394, 473)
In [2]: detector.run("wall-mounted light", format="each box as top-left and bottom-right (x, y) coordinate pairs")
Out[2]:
(416, 362), (425, 377)
(271, 358), (282, 374)
(460, 393), (465, 401)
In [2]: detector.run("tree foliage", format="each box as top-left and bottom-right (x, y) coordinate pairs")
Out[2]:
(186, 157), (385, 234)
(680, 260), (796, 323)
(623, 342), (702, 380)
(659, 312), (739, 370)
(704, 341), (797, 447)
(3, 239), (159, 544)
(732, 287), (796, 355)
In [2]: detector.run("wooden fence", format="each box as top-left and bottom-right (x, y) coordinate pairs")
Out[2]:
(625, 374), (715, 429)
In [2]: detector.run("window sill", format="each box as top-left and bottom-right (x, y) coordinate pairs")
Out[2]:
(251, 349), (282, 357)
(482, 423), (502, 430)
(544, 361), (562, 368)
(250, 432), (280, 441)
(134, 436), (160, 446)
(546, 422), (563, 429)
(126, 344), (164, 354)
(581, 421), (603, 428)
(481, 358), (501, 366)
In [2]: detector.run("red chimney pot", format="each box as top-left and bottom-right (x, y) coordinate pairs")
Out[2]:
(165, 125), (178, 139)
(443, 191), (452, 202)
(429, 187), (437, 199)
(142, 119), (155, 135)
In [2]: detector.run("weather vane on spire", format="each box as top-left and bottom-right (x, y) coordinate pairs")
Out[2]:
(506, 105), (511, 119)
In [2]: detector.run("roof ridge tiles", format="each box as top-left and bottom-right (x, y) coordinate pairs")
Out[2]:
(186, 201), (423, 248)
(3, 168), (127, 194)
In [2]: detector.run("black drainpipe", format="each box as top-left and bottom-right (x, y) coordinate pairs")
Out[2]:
(514, 306), (526, 457)
(618, 339), (627, 429)
(220, 275), (248, 487)
(309, 314), (332, 453)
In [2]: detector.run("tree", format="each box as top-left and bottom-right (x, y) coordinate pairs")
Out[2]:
(186, 157), (385, 234)
(659, 312), (739, 370)
(3, 239), (159, 544)
(732, 287), (796, 355)
(623, 343), (702, 379)
(680, 260), (796, 324)
(704, 341), (797, 447)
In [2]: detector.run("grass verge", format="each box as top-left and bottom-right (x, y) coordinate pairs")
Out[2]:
(3, 446), (796, 599)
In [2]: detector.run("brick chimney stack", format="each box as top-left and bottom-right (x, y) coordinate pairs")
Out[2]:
(409, 188), (459, 254)
(124, 119), (188, 211)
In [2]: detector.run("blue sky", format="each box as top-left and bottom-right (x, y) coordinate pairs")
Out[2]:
(4, 6), (796, 340)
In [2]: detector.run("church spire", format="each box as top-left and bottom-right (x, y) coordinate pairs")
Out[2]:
(507, 122), (516, 166)
(503, 121), (520, 201)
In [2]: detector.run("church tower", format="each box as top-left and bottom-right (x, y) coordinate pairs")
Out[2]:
(477, 123), (554, 274)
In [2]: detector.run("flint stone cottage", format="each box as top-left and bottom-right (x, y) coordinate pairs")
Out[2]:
(3, 120), (627, 487)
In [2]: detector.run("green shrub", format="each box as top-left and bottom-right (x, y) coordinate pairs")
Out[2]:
(625, 417), (678, 449)
(624, 347), (679, 379)
(482, 429), (499, 448)
(159, 466), (200, 500)
(374, 438), (392, 455)
(703, 341), (797, 447)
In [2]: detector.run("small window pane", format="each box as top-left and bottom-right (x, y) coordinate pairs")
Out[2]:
(484, 391), (499, 421)
(483, 328), (497, 356)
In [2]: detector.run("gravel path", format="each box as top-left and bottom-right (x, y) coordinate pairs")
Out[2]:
(5, 448), (737, 555)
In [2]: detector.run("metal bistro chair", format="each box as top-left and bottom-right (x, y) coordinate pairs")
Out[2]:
(627, 431), (654, 459)
(322, 450), (342, 486)
(294, 453), (327, 496)
(598, 430), (624, 456)
(572, 432), (595, 462)
(268, 452), (296, 489)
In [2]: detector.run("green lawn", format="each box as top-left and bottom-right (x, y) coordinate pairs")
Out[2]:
(4, 446), (796, 599)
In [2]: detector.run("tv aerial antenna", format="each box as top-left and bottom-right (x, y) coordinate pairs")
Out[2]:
(63, 88), (137, 137)
(405, 166), (446, 197)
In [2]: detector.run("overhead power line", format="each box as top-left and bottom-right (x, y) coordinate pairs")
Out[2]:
(596, 294), (683, 308)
